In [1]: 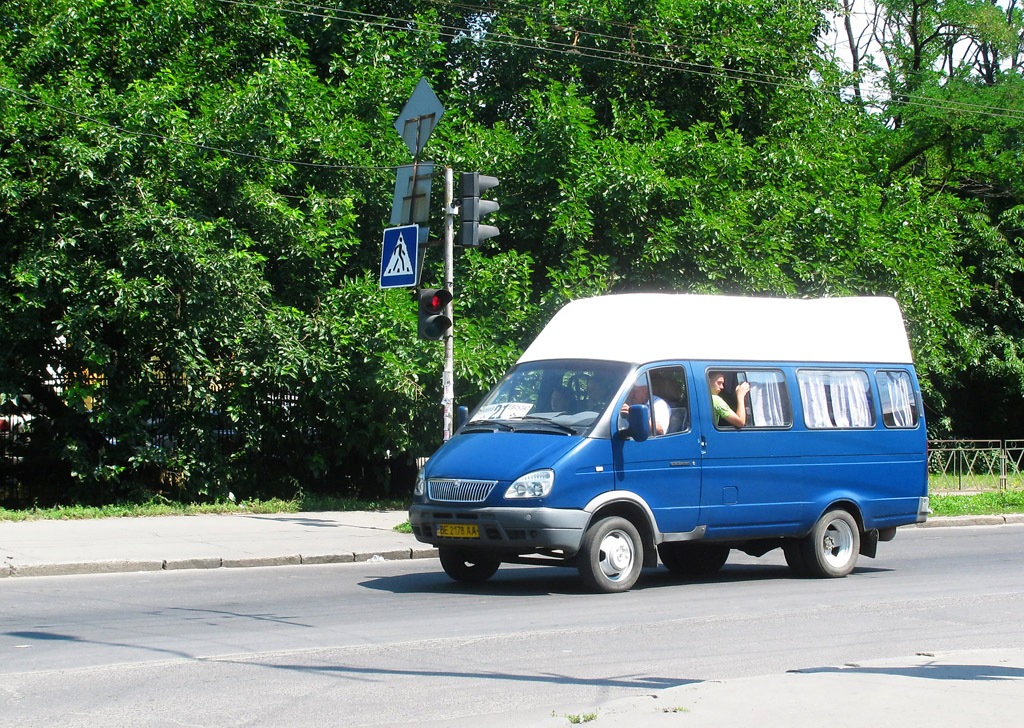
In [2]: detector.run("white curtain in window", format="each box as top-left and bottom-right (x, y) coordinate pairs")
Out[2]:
(799, 371), (872, 428)
(828, 371), (873, 428)
(881, 371), (914, 427)
(798, 373), (833, 428)
(747, 372), (786, 427)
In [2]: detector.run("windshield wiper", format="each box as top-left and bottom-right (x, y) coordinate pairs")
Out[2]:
(463, 418), (515, 432)
(517, 416), (577, 435)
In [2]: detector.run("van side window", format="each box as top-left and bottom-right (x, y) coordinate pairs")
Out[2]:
(708, 369), (792, 429)
(798, 369), (875, 429)
(745, 370), (791, 427)
(875, 369), (919, 428)
(649, 366), (690, 435)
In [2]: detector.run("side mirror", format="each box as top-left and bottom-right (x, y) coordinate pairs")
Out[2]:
(626, 404), (651, 442)
(456, 405), (469, 430)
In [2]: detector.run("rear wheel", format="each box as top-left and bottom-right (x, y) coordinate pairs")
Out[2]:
(438, 547), (501, 584)
(658, 542), (730, 577)
(799, 509), (860, 578)
(577, 516), (643, 593)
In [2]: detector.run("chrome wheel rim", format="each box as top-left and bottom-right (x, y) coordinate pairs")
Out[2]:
(598, 529), (635, 582)
(821, 518), (856, 569)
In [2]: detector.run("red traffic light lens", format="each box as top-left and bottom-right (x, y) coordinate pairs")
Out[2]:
(420, 288), (452, 314)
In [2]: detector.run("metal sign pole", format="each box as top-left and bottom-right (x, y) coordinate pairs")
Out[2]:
(442, 167), (455, 441)
(392, 80), (450, 441)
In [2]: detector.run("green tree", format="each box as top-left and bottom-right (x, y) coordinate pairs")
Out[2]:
(0, 0), (458, 502)
(3, 0), (1024, 508)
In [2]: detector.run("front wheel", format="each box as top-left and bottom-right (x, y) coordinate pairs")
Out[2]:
(438, 547), (501, 584)
(577, 516), (643, 593)
(799, 509), (860, 578)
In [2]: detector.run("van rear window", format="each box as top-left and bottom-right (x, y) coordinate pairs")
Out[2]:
(875, 370), (919, 428)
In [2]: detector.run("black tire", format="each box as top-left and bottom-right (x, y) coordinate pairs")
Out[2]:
(577, 516), (643, 593)
(798, 509), (861, 578)
(438, 547), (501, 584)
(658, 542), (730, 577)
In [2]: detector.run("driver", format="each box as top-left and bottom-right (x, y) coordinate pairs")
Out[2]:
(620, 379), (670, 435)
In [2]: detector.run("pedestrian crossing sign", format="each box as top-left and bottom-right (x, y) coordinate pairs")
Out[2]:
(379, 224), (419, 289)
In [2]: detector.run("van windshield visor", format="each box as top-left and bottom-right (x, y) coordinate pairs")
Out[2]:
(467, 360), (629, 434)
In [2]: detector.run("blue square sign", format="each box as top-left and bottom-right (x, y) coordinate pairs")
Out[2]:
(380, 224), (419, 289)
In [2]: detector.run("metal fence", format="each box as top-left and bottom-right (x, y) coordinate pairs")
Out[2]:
(928, 439), (1024, 492)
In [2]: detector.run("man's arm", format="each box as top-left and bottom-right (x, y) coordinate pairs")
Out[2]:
(652, 398), (670, 434)
(722, 383), (750, 427)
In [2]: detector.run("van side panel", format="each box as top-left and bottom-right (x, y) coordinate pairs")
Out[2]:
(695, 362), (927, 540)
(698, 430), (810, 536)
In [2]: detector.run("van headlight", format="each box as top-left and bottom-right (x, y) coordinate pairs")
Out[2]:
(414, 469), (426, 497)
(505, 469), (554, 499)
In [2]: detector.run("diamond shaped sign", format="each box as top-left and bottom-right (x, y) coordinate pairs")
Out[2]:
(394, 79), (444, 157)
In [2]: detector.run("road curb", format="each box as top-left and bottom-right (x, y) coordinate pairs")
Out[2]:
(918, 515), (1024, 527)
(299, 553), (356, 565)
(0, 547), (437, 579)
(223, 555), (302, 568)
(10, 560), (165, 578)
(164, 557), (224, 571)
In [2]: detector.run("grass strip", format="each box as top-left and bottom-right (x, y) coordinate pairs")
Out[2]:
(929, 490), (1024, 517)
(0, 495), (408, 522)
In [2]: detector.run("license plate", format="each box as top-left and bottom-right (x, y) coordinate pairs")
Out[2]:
(437, 523), (479, 539)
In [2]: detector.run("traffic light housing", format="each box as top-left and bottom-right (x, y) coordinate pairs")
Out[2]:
(459, 172), (500, 247)
(417, 287), (453, 340)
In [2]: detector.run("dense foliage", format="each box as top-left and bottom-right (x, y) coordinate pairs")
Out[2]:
(1, 0), (1022, 506)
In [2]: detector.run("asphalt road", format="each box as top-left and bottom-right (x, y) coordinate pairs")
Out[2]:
(2, 524), (1023, 727)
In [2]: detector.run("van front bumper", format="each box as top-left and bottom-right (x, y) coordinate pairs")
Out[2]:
(409, 505), (591, 555)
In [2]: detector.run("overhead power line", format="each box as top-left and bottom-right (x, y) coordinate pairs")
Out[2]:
(224, 0), (825, 90)
(222, 0), (1024, 122)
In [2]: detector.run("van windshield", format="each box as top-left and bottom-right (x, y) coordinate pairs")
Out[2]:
(467, 360), (629, 435)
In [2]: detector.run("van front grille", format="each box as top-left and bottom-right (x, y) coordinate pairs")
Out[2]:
(428, 479), (496, 503)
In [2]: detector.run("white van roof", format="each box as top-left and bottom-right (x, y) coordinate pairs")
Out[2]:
(518, 294), (913, 365)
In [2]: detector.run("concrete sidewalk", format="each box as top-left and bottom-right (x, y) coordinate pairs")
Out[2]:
(513, 649), (1024, 728)
(1, 511), (1022, 579)
(0, 510), (427, 578)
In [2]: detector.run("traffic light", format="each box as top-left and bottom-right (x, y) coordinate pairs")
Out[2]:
(458, 172), (499, 247)
(418, 287), (453, 340)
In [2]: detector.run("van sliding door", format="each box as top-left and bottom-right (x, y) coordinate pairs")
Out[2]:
(700, 366), (802, 536)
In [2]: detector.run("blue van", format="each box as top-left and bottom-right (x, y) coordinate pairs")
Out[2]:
(409, 294), (930, 592)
